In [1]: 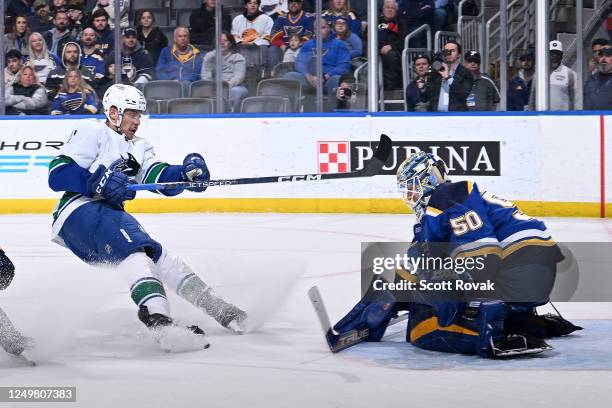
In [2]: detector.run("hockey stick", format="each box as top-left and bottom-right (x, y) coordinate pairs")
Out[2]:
(308, 286), (408, 353)
(128, 134), (392, 191)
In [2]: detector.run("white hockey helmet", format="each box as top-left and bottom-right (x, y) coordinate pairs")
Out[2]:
(102, 84), (147, 128)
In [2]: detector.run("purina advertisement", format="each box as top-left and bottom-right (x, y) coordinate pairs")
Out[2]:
(0, 114), (609, 216)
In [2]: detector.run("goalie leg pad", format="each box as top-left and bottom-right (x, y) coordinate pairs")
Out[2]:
(333, 287), (397, 342)
(407, 300), (509, 358)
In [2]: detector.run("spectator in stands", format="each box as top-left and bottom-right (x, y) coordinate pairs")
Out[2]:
(28, 0), (54, 34)
(284, 18), (351, 97)
(50, 0), (67, 14)
(25, 32), (60, 84)
(322, 0), (361, 35)
(92, 0), (130, 29)
(6, 0), (34, 22)
(529, 40), (579, 111)
(432, 0), (449, 32)
(260, 0), (289, 20)
(4, 66), (49, 115)
(349, 0), (369, 32)
(405, 53), (432, 112)
(91, 9), (114, 57)
(379, 0), (405, 90)
(507, 50), (534, 111)
(66, 0), (85, 39)
(588, 38), (611, 75)
(5, 15), (32, 59)
(335, 72), (357, 110)
(283, 33), (302, 62)
(79, 27), (107, 86)
(156, 26), (203, 92)
(333, 16), (362, 58)
(421, 39), (473, 111)
(463, 50), (499, 111)
(136, 10), (168, 66)
(201, 31), (248, 112)
(108, 27), (155, 86)
(189, 0), (232, 49)
(4, 50), (24, 87)
(232, 0), (274, 46)
(584, 46), (612, 110)
(268, 0), (314, 68)
(43, 10), (75, 57)
(46, 41), (95, 98)
(50, 68), (98, 114)
(399, 0), (434, 48)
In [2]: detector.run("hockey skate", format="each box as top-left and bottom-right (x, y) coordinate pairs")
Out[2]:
(490, 334), (552, 358)
(138, 306), (210, 352)
(215, 303), (248, 334)
(178, 277), (248, 334)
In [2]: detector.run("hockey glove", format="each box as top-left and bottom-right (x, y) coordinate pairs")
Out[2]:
(181, 153), (210, 192)
(86, 165), (136, 208)
(0, 249), (15, 290)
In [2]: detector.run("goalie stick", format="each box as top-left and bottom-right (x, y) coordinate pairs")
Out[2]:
(128, 134), (393, 191)
(308, 286), (408, 353)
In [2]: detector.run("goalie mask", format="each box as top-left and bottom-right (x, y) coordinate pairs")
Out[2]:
(396, 152), (449, 217)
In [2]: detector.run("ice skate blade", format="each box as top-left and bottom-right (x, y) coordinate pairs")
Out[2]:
(493, 344), (553, 358)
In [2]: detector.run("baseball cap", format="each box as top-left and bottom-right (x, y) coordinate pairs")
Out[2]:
(465, 50), (481, 63)
(33, 0), (48, 9)
(122, 27), (137, 37)
(550, 40), (563, 52)
(519, 51), (535, 61)
(600, 47), (612, 57)
(335, 16), (348, 25)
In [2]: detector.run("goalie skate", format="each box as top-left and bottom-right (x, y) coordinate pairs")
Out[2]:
(138, 306), (210, 352)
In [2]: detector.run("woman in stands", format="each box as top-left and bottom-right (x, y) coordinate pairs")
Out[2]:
(25, 32), (60, 84)
(333, 16), (363, 58)
(4, 66), (49, 115)
(5, 15), (31, 59)
(201, 31), (248, 112)
(136, 9), (168, 66)
(322, 0), (361, 35)
(50, 68), (98, 115)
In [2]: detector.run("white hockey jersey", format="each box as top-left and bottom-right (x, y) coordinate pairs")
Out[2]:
(231, 14), (274, 45)
(48, 119), (168, 240)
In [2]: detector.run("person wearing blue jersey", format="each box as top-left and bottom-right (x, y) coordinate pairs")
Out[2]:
(50, 68), (98, 115)
(332, 152), (581, 358)
(47, 84), (247, 351)
(283, 18), (351, 98)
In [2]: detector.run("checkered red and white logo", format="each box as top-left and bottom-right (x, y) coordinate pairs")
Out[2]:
(318, 141), (350, 173)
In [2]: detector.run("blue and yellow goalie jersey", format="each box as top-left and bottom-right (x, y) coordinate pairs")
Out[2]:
(415, 181), (564, 269)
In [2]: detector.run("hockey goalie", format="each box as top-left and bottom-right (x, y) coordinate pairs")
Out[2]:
(330, 152), (582, 358)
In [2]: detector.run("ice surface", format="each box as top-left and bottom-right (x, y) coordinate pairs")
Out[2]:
(1, 213), (611, 408)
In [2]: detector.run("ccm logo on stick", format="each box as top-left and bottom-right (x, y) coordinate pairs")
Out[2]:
(278, 175), (322, 182)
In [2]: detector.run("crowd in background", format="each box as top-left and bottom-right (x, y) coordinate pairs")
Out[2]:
(2, 0), (611, 114)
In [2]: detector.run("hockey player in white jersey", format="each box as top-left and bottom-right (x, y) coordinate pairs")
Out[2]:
(47, 84), (247, 351)
(0, 248), (33, 359)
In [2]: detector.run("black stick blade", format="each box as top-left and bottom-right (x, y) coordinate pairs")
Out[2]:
(362, 134), (393, 176)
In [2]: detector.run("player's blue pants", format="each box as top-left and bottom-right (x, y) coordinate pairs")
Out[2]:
(59, 202), (162, 265)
